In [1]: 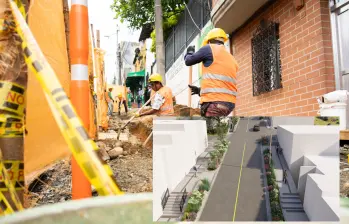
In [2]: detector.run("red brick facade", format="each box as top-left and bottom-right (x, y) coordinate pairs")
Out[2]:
(224, 0), (335, 116)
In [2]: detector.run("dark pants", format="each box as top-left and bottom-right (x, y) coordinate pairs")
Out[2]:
(201, 102), (235, 117)
(119, 100), (128, 114)
(137, 100), (141, 108)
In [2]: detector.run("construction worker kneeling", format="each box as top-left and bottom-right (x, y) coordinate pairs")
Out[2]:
(184, 28), (239, 117)
(136, 73), (174, 117)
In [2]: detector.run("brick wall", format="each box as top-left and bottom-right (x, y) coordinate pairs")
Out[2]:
(232, 0), (335, 116)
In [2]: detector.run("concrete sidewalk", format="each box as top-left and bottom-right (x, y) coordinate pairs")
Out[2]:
(199, 117), (269, 221)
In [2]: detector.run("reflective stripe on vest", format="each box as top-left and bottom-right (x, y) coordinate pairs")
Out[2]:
(202, 73), (237, 85)
(200, 88), (237, 96)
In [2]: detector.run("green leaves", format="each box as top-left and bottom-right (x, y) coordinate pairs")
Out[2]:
(111, 0), (188, 30)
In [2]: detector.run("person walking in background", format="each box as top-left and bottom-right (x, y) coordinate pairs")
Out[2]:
(127, 90), (133, 109)
(106, 88), (114, 116)
(137, 90), (142, 108)
(282, 169), (287, 184)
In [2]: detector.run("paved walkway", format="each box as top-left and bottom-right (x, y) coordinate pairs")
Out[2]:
(199, 117), (270, 221)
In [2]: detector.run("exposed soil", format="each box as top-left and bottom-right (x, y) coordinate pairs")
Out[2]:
(340, 145), (349, 198)
(174, 104), (201, 116)
(25, 112), (153, 208)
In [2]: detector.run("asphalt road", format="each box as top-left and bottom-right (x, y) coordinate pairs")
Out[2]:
(199, 117), (269, 221)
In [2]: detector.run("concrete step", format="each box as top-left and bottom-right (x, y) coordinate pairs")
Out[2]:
(280, 196), (300, 199)
(158, 218), (170, 222)
(162, 212), (182, 217)
(280, 200), (302, 204)
(282, 193), (299, 196)
(281, 204), (304, 209)
(285, 209), (306, 213)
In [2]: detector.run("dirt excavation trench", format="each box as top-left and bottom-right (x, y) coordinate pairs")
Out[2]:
(25, 114), (154, 208)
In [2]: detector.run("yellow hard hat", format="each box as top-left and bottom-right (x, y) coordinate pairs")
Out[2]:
(205, 28), (228, 44)
(202, 36), (209, 47)
(118, 92), (122, 97)
(148, 73), (162, 83)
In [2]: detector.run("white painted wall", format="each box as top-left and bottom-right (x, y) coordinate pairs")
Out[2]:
(152, 120), (208, 221)
(303, 174), (339, 221)
(297, 166), (316, 201)
(271, 117), (314, 128)
(277, 125), (339, 185)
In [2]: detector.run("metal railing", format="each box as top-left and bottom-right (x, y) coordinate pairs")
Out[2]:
(161, 188), (170, 210)
(179, 188), (188, 212)
(165, 0), (211, 72)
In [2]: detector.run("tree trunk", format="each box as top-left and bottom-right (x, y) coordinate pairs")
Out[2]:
(0, 0), (29, 209)
(154, 0), (166, 83)
(63, 0), (71, 72)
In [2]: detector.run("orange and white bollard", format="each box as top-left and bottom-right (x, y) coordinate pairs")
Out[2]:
(69, 0), (92, 199)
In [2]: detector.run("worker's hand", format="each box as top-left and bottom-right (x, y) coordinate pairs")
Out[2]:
(186, 45), (195, 55)
(135, 112), (140, 118)
(188, 85), (200, 96)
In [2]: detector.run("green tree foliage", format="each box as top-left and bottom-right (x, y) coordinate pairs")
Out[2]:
(111, 0), (188, 53)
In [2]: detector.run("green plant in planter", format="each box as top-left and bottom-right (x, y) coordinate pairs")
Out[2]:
(198, 178), (211, 192)
(260, 135), (269, 145)
(263, 148), (270, 155)
(208, 159), (217, 170)
(209, 150), (220, 160)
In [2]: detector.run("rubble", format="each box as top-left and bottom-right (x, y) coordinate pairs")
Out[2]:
(340, 145), (349, 198)
(25, 112), (153, 207)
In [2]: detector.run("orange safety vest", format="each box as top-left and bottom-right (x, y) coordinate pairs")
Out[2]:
(150, 86), (174, 115)
(118, 96), (125, 102)
(200, 44), (238, 104)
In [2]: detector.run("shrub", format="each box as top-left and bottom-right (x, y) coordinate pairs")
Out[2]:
(198, 178), (210, 192)
(209, 150), (220, 160)
(207, 159), (217, 170)
(260, 135), (269, 145)
(186, 190), (203, 213)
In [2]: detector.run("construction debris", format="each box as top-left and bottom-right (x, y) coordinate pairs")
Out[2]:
(340, 145), (349, 198)
(25, 113), (153, 207)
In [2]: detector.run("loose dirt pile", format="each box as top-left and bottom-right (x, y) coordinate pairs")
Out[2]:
(25, 113), (153, 208)
(340, 145), (349, 198)
(174, 104), (201, 116)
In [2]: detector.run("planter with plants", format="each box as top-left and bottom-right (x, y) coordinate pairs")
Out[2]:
(181, 178), (211, 222)
(263, 148), (285, 221)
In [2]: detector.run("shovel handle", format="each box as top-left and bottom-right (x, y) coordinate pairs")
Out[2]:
(120, 94), (156, 130)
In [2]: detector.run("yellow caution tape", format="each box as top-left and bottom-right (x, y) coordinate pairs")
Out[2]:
(0, 160), (24, 191)
(0, 81), (25, 116)
(8, 0), (123, 195)
(0, 114), (24, 138)
(0, 152), (23, 214)
(0, 192), (14, 215)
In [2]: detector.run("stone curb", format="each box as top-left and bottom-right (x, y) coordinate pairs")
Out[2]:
(260, 143), (272, 221)
(233, 117), (241, 132)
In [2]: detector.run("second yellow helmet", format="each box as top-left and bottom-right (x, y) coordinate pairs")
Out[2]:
(148, 73), (163, 84)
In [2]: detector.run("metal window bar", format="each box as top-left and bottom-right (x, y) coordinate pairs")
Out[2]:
(251, 21), (282, 96)
(165, 0), (211, 72)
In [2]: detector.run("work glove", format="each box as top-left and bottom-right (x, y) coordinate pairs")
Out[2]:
(188, 85), (200, 96)
(186, 45), (195, 55)
(134, 112), (140, 118)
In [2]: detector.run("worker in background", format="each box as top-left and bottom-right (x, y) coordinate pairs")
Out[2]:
(106, 88), (114, 116)
(127, 90), (133, 109)
(136, 73), (174, 117)
(117, 92), (128, 115)
(184, 28), (239, 117)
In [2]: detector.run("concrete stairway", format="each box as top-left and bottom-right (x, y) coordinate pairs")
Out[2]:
(280, 193), (309, 221)
(159, 192), (184, 220)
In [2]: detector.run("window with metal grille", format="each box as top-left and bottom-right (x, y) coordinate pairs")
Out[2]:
(251, 21), (282, 96)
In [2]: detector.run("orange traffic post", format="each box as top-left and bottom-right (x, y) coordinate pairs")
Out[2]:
(69, 0), (92, 199)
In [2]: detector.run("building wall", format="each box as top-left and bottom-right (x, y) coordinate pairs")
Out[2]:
(153, 120), (208, 220)
(232, 0), (335, 116)
(303, 174), (339, 221)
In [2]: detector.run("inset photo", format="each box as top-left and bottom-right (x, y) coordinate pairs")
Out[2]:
(153, 116), (340, 222)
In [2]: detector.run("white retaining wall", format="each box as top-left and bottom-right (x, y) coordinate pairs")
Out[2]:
(152, 120), (208, 221)
(271, 117), (314, 128)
